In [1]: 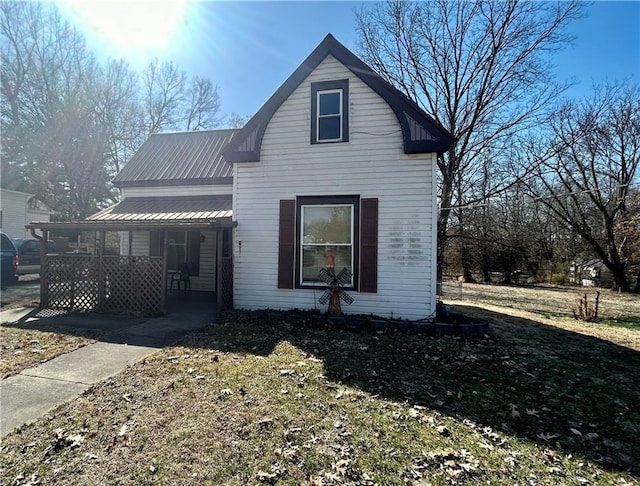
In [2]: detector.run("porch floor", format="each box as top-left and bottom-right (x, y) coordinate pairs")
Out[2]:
(165, 291), (217, 320)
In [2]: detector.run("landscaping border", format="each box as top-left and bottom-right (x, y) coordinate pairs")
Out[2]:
(221, 308), (490, 336)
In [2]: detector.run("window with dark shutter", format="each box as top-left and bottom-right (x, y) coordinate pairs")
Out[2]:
(360, 198), (378, 293)
(278, 200), (296, 289)
(294, 196), (360, 289)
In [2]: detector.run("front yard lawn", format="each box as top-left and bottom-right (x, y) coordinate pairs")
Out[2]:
(0, 324), (99, 378)
(1, 306), (639, 485)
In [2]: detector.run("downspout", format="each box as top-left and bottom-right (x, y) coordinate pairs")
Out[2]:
(30, 227), (48, 308)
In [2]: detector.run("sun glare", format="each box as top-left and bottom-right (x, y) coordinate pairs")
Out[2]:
(59, 1), (189, 63)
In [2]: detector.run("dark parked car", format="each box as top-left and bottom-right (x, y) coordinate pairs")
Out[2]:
(1, 232), (19, 287)
(12, 238), (57, 275)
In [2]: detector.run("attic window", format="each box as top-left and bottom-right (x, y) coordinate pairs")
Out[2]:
(311, 80), (349, 144)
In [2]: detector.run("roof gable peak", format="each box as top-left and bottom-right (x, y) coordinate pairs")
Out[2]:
(222, 34), (454, 163)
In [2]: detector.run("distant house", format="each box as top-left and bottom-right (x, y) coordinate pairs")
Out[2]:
(28, 34), (454, 320)
(569, 259), (613, 288)
(0, 189), (53, 239)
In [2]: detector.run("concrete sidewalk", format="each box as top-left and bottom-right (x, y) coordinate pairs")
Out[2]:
(0, 304), (215, 437)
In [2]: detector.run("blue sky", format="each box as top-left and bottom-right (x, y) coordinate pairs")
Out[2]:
(62, 1), (639, 119)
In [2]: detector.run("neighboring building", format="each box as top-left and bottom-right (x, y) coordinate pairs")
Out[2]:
(0, 189), (53, 239)
(569, 259), (613, 288)
(29, 34), (454, 320)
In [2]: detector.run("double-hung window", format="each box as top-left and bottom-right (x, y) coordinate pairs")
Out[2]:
(297, 196), (359, 287)
(311, 80), (349, 144)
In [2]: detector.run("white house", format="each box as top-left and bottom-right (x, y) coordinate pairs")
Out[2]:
(28, 34), (454, 320)
(0, 189), (53, 239)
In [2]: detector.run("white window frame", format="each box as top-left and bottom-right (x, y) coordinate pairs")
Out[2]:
(299, 203), (354, 286)
(316, 89), (343, 142)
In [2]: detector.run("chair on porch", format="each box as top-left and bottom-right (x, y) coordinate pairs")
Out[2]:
(170, 263), (192, 293)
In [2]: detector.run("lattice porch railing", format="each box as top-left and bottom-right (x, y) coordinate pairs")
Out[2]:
(45, 255), (164, 315)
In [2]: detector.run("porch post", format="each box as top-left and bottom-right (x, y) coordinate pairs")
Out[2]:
(216, 230), (223, 308)
(97, 230), (106, 308)
(39, 229), (49, 308)
(160, 230), (168, 314)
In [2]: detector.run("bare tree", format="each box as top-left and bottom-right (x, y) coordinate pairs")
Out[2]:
(95, 59), (141, 175)
(184, 77), (221, 130)
(617, 191), (640, 292)
(526, 84), (640, 292)
(2, 2), (224, 221)
(0, 0), (114, 218)
(142, 59), (186, 133)
(355, 0), (583, 280)
(142, 60), (222, 133)
(225, 112), (250, 129)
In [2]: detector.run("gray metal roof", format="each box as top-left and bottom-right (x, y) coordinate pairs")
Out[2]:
(87, 195), (232, 223)
(113, 129), (237, 187)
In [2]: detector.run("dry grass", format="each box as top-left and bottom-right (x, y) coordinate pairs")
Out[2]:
(2, 308), (639, 485)
(0, 325), (99, 378)
(442, 281), (640, 322)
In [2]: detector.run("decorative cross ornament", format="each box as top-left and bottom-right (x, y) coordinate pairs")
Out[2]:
(318, 267), (354, 316)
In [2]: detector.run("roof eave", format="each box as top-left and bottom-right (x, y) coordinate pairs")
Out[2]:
(113, 177), (234, 188)
(26, 219), (237, 232)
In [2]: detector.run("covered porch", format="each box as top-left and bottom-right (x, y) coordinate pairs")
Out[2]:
(27, 196), (236, 316)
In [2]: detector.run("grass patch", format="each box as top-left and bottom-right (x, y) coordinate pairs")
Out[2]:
(601, 315), (640, 330)
(0, 324), (99, 378)
(537, 310), (567, 320)
(1, 310), (639, 485)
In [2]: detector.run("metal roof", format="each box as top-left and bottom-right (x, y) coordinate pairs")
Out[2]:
(113, 129), (237, 187)
(87, 195), (232, 223)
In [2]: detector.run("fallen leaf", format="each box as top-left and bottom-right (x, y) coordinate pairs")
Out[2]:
(66, 434), (84, 448)
(257, 470), (277, 481)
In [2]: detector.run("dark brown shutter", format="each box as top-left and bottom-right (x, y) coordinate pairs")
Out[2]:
(278, 200), (295, 289)
(360, 198), (378, 293)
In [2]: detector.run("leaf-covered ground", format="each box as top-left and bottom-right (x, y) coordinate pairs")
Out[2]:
(1, 306), (638, 485)
(0, 325), (99, 378)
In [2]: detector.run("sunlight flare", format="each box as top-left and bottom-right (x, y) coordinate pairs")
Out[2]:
(59, 1), (190, 61)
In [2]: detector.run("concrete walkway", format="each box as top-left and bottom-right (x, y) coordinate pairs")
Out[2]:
(0, 301), (215, 437)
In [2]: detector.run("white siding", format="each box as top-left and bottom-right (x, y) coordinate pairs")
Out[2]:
(26, 209), (51, 226)
(121, 230), (217, 292)
(190, 230), (217, 292)
(233, 55), (437, 320)
(130, 232), (150, 256)
(121, 184), (232, 198)
(0, 189), (30, 239)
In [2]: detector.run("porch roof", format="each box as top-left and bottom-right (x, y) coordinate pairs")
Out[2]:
(27, 196), (236, 232)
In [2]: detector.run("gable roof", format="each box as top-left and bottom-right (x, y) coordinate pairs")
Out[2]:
(113, 129), (236, 188)
(222, 34), (454, 163)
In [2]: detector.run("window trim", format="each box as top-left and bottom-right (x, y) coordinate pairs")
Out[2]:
(295, 195), (359, 289)
(310, 80), (349, 144)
